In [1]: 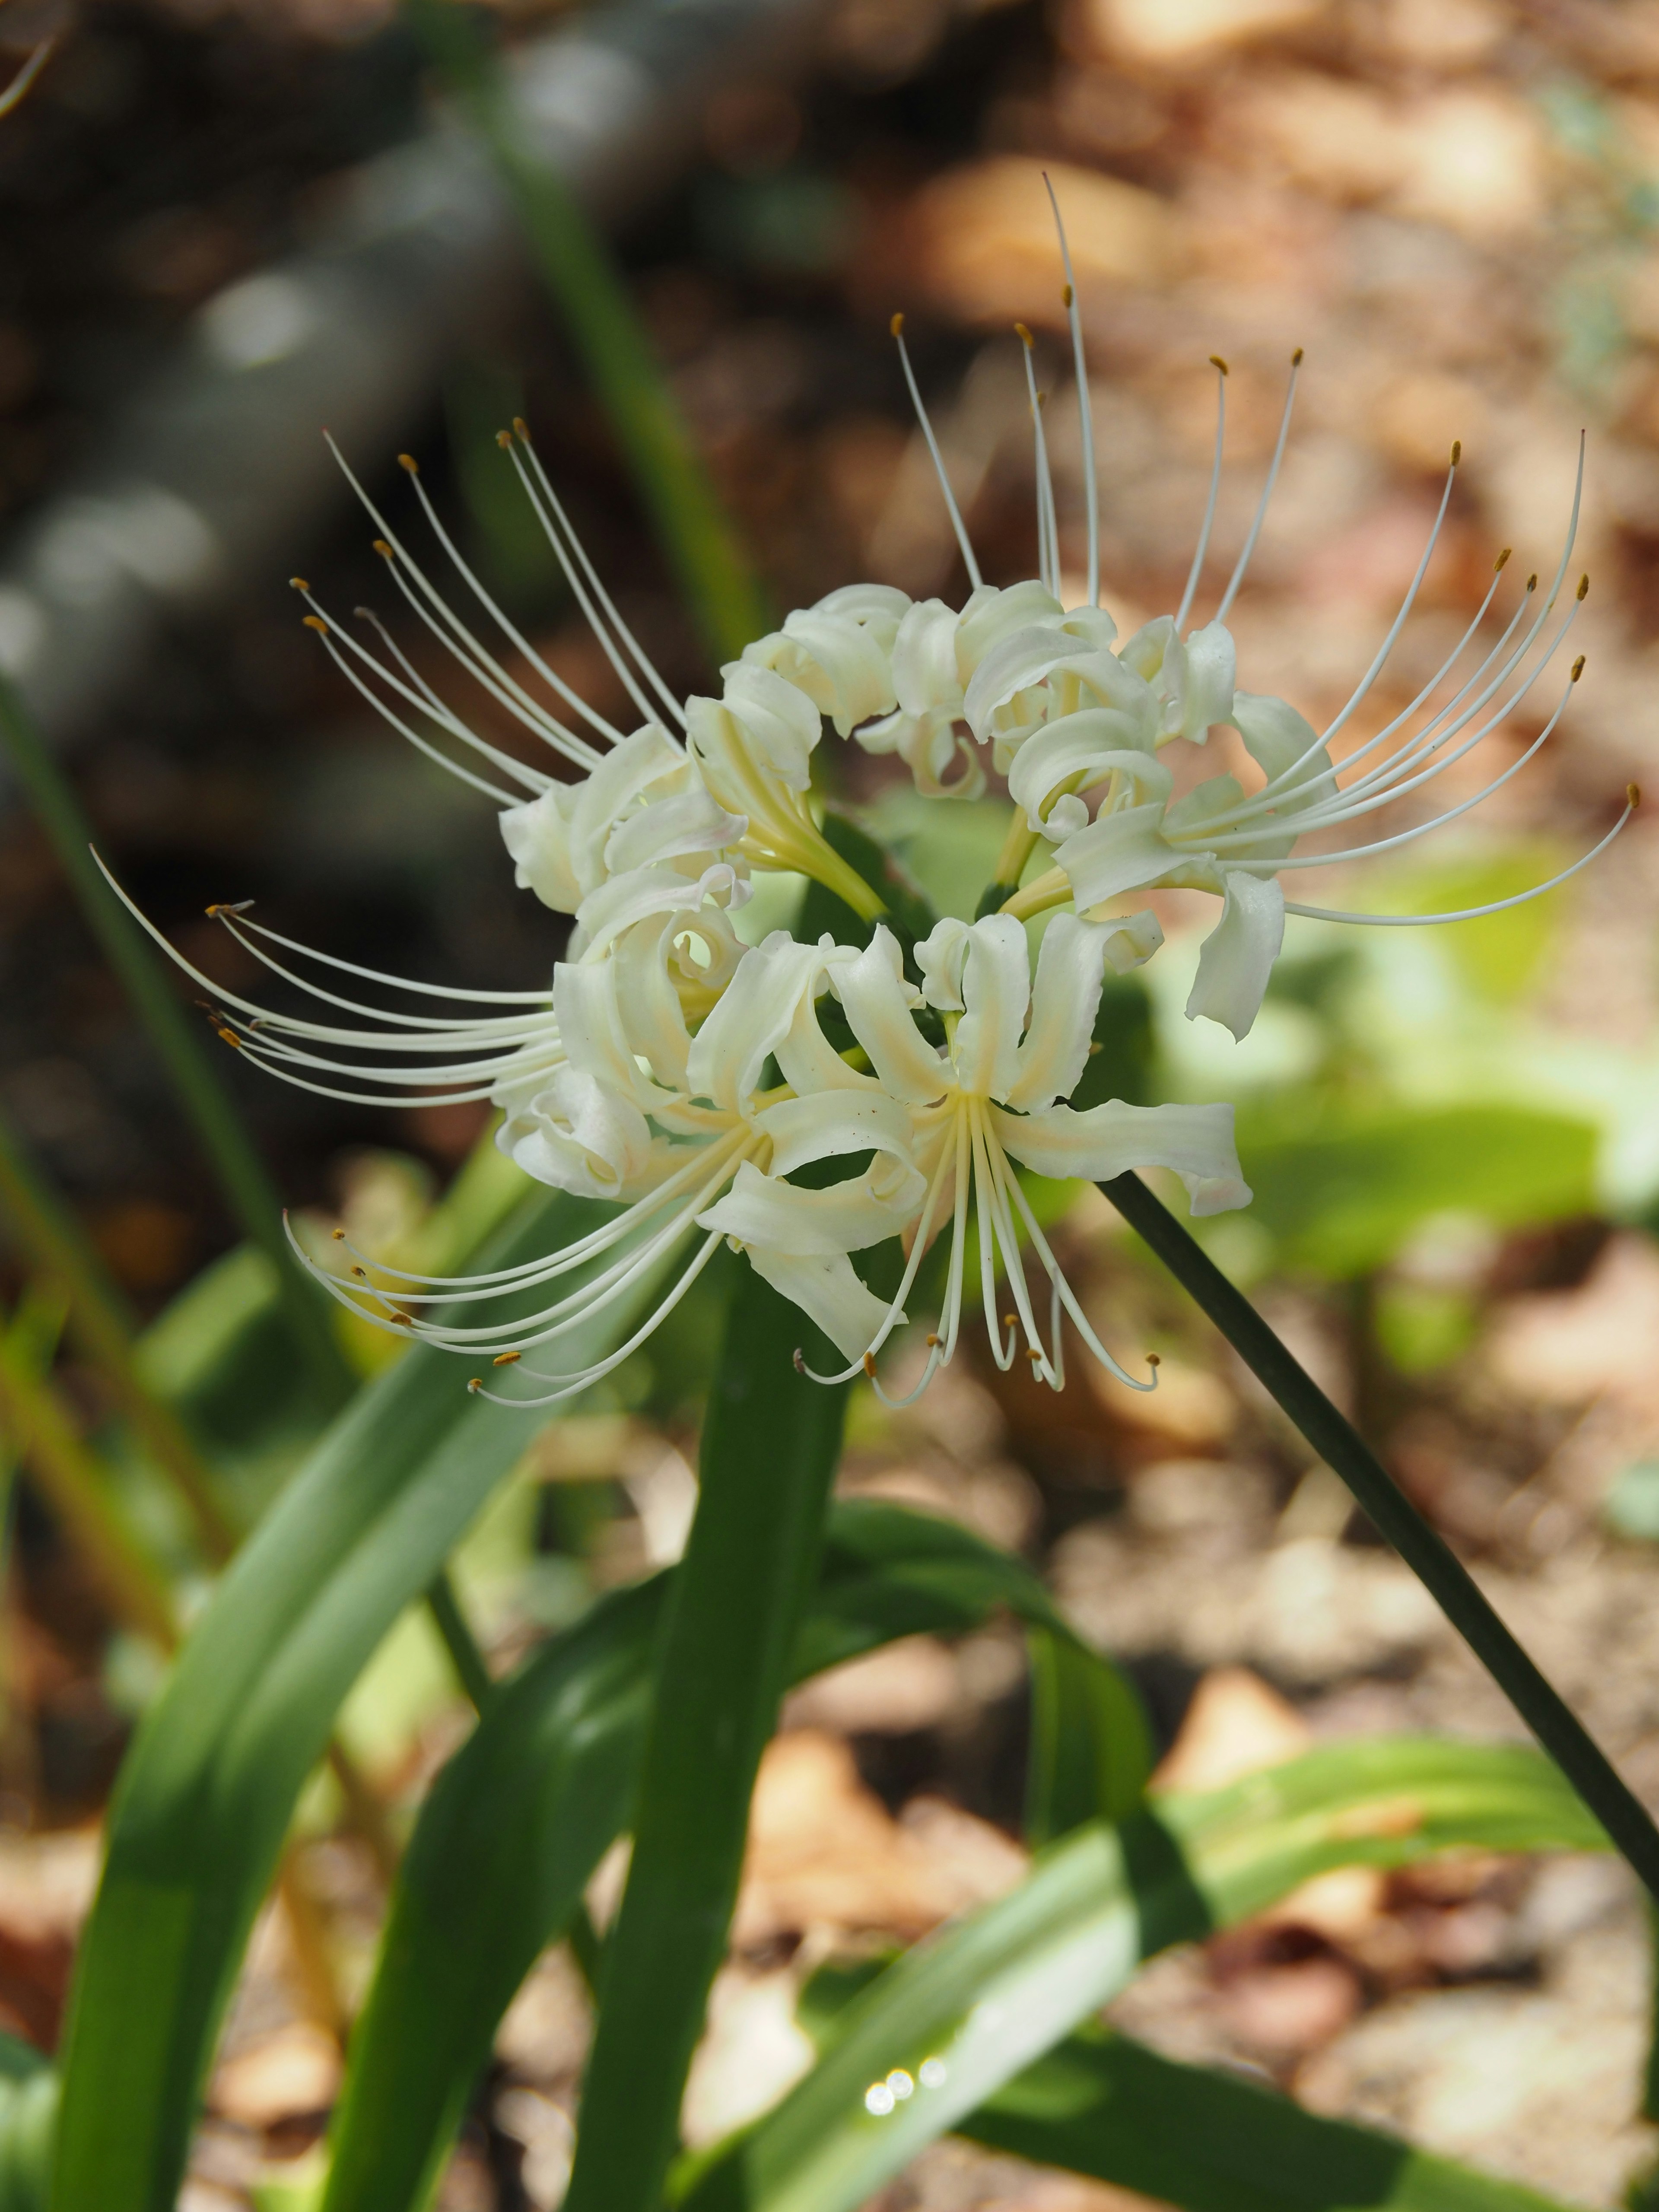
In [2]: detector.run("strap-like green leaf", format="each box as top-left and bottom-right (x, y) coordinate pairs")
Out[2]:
(674, 1741), (1605, 2212)
(964, 2024), (1578, 2212)
(49, 1191), (628, 2212)
(318, 1497), (1151, 2212)
(0, 2036), (55, 2212)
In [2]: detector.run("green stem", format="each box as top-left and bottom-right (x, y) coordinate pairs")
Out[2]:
(405, 0), (770, 666)
(562, 1270), (849, 2212)
(426, 1567), (494, 1713)
(1102, 1168), (1659, 1905)
(0, 1104), (240, 1561)
(0, 1328), (178, 1649)
(0, 675), (353, 1407)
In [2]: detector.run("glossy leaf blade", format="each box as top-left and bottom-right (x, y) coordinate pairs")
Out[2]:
(675, 1741), (1605, 2212)
(966, 2026), (1577, 2212)
(50, 1192), (625, 2212)
(561, 1271), (851, 2212)
(321, 1497), (1149, 2212)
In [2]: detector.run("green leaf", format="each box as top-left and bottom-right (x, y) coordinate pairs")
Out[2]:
(321, 1499), (1149, 2212)
(323, 1576), (664, 2212)
(675, 1739), (1605, 2212)
(1234, 1104), (1599, 1278)
(964, 2024), (1583, 2212)
(0, 2037), (54, 2212)
(49, 1190), (632, 2212)
(561, 1271), (850, 2212)
(1024, 1629), (1153, 1844)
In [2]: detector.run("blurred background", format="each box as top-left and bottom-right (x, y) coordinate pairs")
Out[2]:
(5, 0), (1659, 2203)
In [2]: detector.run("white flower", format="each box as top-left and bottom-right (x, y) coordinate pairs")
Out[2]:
(703, 913), (1249, 1405)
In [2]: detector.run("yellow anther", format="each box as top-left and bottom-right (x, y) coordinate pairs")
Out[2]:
(1571, 655), (1586, 681)
(215, 1027), (241, 1049)
(389, 1310), (415, 1327)
(496, 429), (513, 449)
(1026, 1347), (1042, 1363)
(493, 1350), (521, 1366)
(1087, 1039), (1103, 1055)
(1014, 321), (1033, 346)
(1577, 573), (1590, 601)
(331, 1227), (345, 1240)
(289, 575), (308, 591)
(1062, 283), (1074, 308)
(1494, 547), (1511, 571)
(303, 614), (327, 632)
(1146, 1351), (1162, 1369)
(397, 452), (419, 474)
(467, 1378), (482, 1393)
(926, 1332), (942, 1347)
(890, 311), (904, 337)
(1209, 353), (1229, 375)
(1450, 439), (1462, 465)
(373, 538), (394, 559)
(513, 416), (529, 440)
(1526, 572), (1538, 591)
(1003, 1312), (1017, 1329)
(350, 1265), (367, 1279)
(1291, 346), (1304, 365)
(862, 1351), (877, 1378)
(1629, 782), (1643, 808)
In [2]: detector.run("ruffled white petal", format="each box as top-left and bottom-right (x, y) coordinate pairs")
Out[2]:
(1185, 871), (1285, 1042)
(992, 1098), (1250, 1215)
(740, 1245), (902, 1363)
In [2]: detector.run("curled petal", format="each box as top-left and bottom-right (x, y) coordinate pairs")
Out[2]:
(572, 859), (748, 962)
(686, 931), (850, 1114)
(742, 1245), (901, 1364)
(604, 783), (747, 876)
(755, 1087), (918, 1179)
(699, 1156), (925, 1256)
(1232, 690), (1337, 814)
(1003, 912), (1110, 1112)
(1007, 712), (1169, 836)
(954, 915), (1030, 1101)
(500, 1065), (659, 1201)
(1185, 871), (1285, 1042)
(499, 723), (689, 913)
(1052, 801), (1189, 912)
(992, 1097), (1251, 1215)
(836, 927), (950, 1103)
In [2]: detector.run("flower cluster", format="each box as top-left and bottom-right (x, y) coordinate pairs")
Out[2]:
(118, 245), (1629, 1408)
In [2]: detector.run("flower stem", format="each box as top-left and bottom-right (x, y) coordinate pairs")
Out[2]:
(425, 1567), (494, 1713)
(0, 1102), (241, 1562)
(561, 1269), (849, 2212)
(1001, 864), (1071, 922)
(1101, 1168), (1659, 1904)
(0, 1326), (178, 1650)
(404, 0), (769, 667)
(0, 674), (354, 1408)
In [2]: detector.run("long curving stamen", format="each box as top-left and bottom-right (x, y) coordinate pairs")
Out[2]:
(1215, 670), (1581, 874)
(225, 914), (554, 1005)
(298, 601), (547, 802)
(506, 427), (689, 732)
(323, 436), (617, 760)
(370, 541), (601, 765)
(1175, 357), (1228, 634)
(1283, 789), (1637, 925)
(468, 1230), (728, 1408)
(1015, 324), (1061, 598)
(890, 315), (983, 589)
(1213, 349), (1302, 624)
(350, 602), (561, 793)
(388, 448), (632, 749)
(988, 1129), (1151, 1392)
(1043, 174), (1099, 608)
(1319, 448), (1462, 750)
(796, 1131), (956, 1388)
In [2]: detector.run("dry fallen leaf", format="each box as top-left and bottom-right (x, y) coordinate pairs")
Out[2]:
(733, 1729), (1026, 1946)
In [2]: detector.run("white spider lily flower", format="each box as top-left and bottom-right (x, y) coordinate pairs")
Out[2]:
(686, 586), (913, 922)
(499, 721), (747, 922)
(715, 914), (1247, 1407)
(853, 579), (1066, 798)
(309, 925), (931, 1405)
